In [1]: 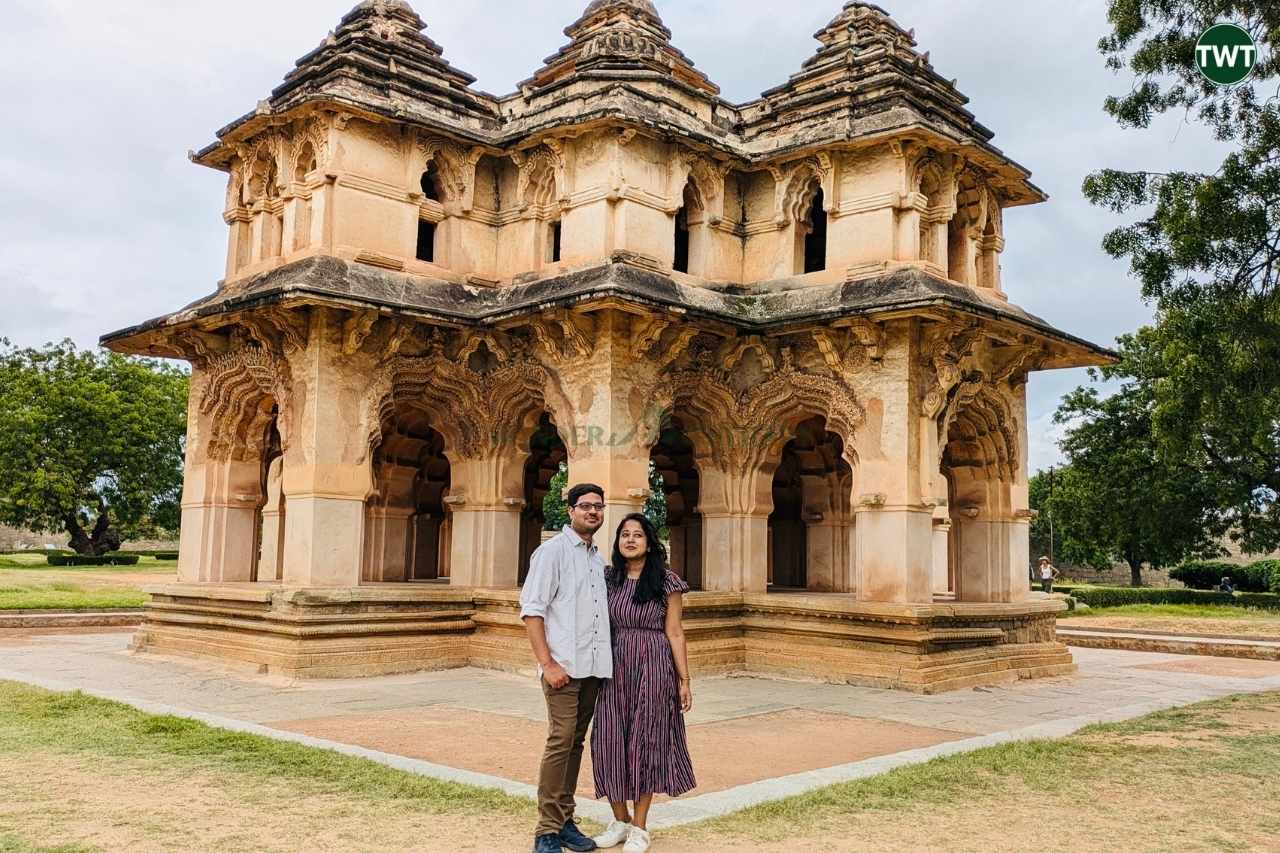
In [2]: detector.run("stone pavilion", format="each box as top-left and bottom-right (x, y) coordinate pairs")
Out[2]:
(103, 0), (1111, 692)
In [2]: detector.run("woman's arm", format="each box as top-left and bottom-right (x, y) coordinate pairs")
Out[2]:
(665, 592), (692, 712)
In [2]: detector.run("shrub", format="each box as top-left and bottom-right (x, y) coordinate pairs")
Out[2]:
(113, 550), (179, 560)
(1169, 561), (1243, 590)
(1068, 585), (1280, 611)
(1250, 559), (1280, 594)
(46, 554), (141, 567)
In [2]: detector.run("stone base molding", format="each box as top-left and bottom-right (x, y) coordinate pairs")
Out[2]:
(134, 585), (1071, 692)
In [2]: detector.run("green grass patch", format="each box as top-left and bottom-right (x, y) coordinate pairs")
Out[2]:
(0, 681), (531, 817)
(0, 835), (93, 853)
(0, 586), (149, 610)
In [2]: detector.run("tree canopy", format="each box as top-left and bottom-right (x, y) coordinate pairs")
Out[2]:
(1080, 2), (1280, 552)
(0, 340), (188, 554)
(1034, 358), (1226, 585)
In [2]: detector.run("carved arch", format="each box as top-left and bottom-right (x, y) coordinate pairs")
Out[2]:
(200, 346), (292, 462)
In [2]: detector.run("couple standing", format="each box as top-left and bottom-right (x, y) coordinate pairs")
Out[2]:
(520, 483), (696, 853)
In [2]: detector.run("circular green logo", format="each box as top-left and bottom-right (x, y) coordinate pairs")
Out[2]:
(1196, 23), (1258, 86)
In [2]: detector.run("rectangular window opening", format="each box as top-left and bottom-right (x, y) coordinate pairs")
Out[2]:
(416, 220), (437, 263)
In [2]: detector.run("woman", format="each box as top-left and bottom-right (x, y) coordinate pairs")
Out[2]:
(590, 513), (695, 853)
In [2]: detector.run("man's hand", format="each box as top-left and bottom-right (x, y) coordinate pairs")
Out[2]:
(543, 660), (571, 689)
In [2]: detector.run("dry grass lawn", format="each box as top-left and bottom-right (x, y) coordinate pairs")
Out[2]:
(0, 682), (1277, 852)
(1060, 603), (1280, 640)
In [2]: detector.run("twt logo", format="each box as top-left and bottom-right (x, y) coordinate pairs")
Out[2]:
(1196, 23), (1259, 86)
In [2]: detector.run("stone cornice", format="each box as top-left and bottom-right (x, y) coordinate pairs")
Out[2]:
(101, 255), (1114, 369)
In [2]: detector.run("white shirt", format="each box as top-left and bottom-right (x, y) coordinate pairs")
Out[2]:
(519, 525), (613, 680)
(1040, 564), (1055, 579)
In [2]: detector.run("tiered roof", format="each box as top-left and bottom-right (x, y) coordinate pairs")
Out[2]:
(520, 0), (718, 96)
(194, 0), (1039, 202)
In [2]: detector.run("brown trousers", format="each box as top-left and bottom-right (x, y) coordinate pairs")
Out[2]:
(537, 675), (602, 837)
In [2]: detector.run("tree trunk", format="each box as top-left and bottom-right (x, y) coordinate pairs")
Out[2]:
(62, 500), (120, 556)
(1123, 552), (1144, 587)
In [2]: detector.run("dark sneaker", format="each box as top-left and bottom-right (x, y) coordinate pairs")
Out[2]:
(533, 833), (564, 853)
(559, 819), (598, 852)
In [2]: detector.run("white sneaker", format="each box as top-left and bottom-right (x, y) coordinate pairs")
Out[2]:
(593, 820), (633, 848)
(623, 826), (651, 853)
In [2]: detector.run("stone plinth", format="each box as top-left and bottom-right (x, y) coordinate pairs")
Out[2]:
(132, 586), (1071, 692)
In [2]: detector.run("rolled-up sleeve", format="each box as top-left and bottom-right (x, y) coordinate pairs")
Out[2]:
(519, 542), (558, 620)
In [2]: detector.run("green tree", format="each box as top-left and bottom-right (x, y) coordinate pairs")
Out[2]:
(1083, 2), (1280, 550)
(540, 460), (669, 537)
(1048, 366), (1225, 586)
(0, 340), (188, 555)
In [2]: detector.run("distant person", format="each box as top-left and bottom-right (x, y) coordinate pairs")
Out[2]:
(1038, 556), (1059, 594)
(1219, 576), (1236, 594)
(520, 483), (612, 853)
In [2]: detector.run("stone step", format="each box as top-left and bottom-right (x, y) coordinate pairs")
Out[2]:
(1058, 628), (1280, 661)
(0, 610), (144, 629)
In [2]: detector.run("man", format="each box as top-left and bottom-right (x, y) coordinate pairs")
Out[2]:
(1037, 556), (1059, 594)
(520, 483), (612, 853)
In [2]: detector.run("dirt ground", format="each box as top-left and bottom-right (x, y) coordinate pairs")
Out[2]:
(272, 707), (965, 799)
(3, 698), (1277, 852)
(1058, 613), (1280, 640)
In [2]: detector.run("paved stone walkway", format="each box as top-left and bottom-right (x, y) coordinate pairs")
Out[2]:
(3, 630), (1279, 829)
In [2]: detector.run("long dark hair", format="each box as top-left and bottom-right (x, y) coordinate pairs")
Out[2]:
(609, 512), (668, 605)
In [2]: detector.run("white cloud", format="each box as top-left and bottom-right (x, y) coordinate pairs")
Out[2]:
(0, 0), (1231, 472)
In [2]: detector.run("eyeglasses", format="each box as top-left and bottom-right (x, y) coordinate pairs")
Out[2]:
(573, 502), (606, 513)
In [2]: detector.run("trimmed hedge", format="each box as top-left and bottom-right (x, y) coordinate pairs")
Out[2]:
(1061, 585), (1280, 611)
(1169, 561), (1246, 590)
(45, 554), (141, 567)
(114, 550), (179, 560)
(1252, 559), (1280, 594)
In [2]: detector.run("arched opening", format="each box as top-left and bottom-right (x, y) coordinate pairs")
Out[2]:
(803, 188), (827, 273)
(364, 410), (452, 583)
(253, 416), (285, 583)
(673, 206), (690, 274)
(293, 142), (318, 251)
(948, 174), (979, 285)
(918, 166), (946, 270)
(673, 180), (704, 276)
(420, 162), (442, 202)
(943, 391), (1020, 602)
(520, 412), (567, 584)
(769, 417), (854, 592)
(651, 415), (703, 589)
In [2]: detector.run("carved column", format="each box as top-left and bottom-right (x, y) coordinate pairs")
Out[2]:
(363, 463), (417, 582)
(534, 310), (671, 551)
(279, 310), (372, 588)
(854, 320), (934, 604)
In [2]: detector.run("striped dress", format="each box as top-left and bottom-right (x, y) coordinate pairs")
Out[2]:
(591, 569), (696, 801)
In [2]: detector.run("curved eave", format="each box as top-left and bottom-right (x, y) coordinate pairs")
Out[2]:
(102, 256), (1113, 370)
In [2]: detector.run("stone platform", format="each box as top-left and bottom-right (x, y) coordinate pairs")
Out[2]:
(136, 584), (1072, 693)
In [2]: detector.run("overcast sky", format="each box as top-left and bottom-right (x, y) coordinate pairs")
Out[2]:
(1, 0), (1228, 473)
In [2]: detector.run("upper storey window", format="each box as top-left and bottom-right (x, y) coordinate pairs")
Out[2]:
(803, 188), (827, 274)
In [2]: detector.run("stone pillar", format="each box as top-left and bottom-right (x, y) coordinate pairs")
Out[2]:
(257, 456), (286, 583)
(853, 320), (934, 604)
(279, 310), (373, 588)
(362, 463), (417, 582)
(446, 456), (526, 589)
(697, 462), (772, 593)
(536, 310), (661, 554)
(931, 517), (952, 596)
(179, 458), (262, 584)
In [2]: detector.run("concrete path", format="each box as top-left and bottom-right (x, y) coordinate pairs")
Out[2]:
(3, 631), (1279, 829)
